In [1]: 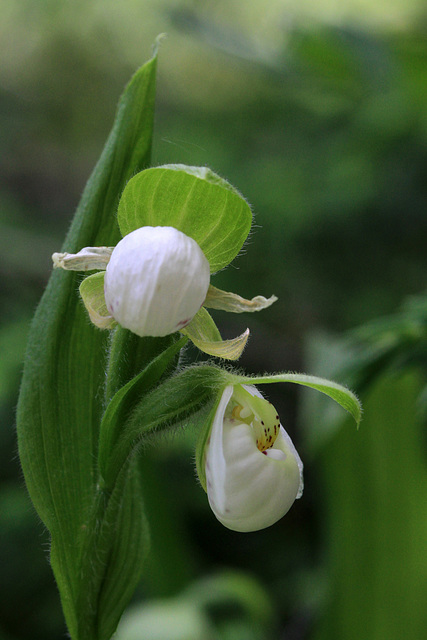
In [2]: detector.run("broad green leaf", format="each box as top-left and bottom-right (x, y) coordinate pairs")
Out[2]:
(117, 165), (253, 272)
(16, 47), (159, 640)
(56, 458), (149, 640)
(182, 307), (249, 360)
(79, 272), (117, 329)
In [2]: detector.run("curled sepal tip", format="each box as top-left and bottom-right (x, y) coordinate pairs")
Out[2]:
(202, 384), (303, 532)
(204, 285), (277, 313)
(182, 307), (249, 360)
(52, 247), (113, 271)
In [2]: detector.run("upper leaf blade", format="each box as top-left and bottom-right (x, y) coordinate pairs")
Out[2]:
(16, 48), (159, 639)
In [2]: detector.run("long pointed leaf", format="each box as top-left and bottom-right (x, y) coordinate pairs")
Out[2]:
(17, 48), (159, 640)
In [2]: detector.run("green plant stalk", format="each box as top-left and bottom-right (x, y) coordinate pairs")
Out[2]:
(65, 458), (147, 640)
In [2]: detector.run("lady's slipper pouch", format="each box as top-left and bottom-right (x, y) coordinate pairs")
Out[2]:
(104, 226), (210, 336)
(203, 384), (303, 532)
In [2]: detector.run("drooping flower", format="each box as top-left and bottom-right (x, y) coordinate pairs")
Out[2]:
(201, 384), (303, 532)
(52, 226), (276, 360)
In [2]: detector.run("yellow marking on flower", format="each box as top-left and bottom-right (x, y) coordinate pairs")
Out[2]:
(228, 392), (281, 452)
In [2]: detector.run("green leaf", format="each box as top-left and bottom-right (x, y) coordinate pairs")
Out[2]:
(95, 461), (150, 640)
(16, 47), (159, 640)
(102, 365), (229, 488)
(117, 165), (253, 272)
(98, 336), (188, 485)
(342, 292), (427, 393)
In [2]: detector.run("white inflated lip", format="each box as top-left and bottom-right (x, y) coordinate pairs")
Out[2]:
(205, 384), (303, 532)
(104, 226), (211, 337)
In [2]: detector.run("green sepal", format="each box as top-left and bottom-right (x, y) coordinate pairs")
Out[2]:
(79, 271), (117, 329)
(52, 246), (113, 271)
(204, 284), (277, 313)
(182, 307), (250, 360)
(117, 165), (253, 272)
(16, 46), (159, 640)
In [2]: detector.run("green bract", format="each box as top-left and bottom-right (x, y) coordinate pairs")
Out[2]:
(117, 165), (252, 273)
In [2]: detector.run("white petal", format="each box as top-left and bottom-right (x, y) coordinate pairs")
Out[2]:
(204, 284), (277, 313)
(205, 385), (303, 532)
(205, 386), (234, 508)
(52, 246), (113, 271)
(104, 226), (210, 337)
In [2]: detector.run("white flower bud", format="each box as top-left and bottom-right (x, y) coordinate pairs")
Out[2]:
(104, 226), (210, 337)
(205, 384), (303, 532)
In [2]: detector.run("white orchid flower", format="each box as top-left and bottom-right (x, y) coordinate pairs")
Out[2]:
(103, 226), (210, 337)
(203, 384), (303, 532)
(52, 226), (277, 360)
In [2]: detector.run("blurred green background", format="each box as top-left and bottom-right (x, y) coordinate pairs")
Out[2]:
(1, 1), (426, 639)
